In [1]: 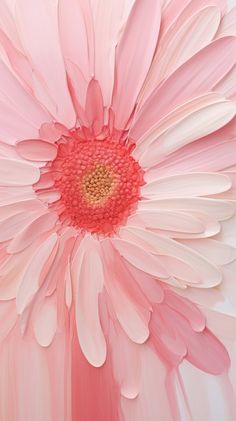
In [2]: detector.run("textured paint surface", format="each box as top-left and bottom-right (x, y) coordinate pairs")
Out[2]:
(0, 0), (235, 420)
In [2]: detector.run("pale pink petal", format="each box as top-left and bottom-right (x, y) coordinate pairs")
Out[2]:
(138, 197), (235, 221)
(141, 173), (232, 198)
(165, 290), (206, 332)
(121, 347), (173, 421)
(139, 100), (236, 167)
(15, 0), (76, 126)
(180, 361), (236, 421)
(141, 2), (223, 101)
(0, 57), (51, 129)
(160, 0), (225, 41)
(7, 211), (58, 254)
(0, 243), (38, 300)
(85, 79), (104, 136)
(131, 36), (236, 140)
(180, 239), (236, 265)
(16, 139), (57, 162)
(216, 64), (236, 95)
(112, 0), (161, 129)
(91, 0), (135, 107)
(33, 296), (57, 347)
(133, 92), (223, 158)
(101, 239), (150, 344)
(109, 320), (141, 399)
(149, 6), (221, 85)
(0, 210), (44, 242)
(58, 0), (93, 108)
(155, 302), (230, 374)
(111, 237), (170, 279)
(145, 135), (236, 180)
(0, 198), (45, 220)
(216, 6), (236, 37)
(71, 235), (106, 367)
(0, 301), (17, 344)
(16, 233), (58, 314)
(0, 27), (33, 92)
(120, 226), (222, 288)
(0, 100), (42, 143)
(0, 1), (22, 50)
(0, 158), (39, 186)
(132, 210), (205, 234)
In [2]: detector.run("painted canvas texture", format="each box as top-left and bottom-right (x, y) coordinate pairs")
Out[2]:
(0, 0), (236, 420)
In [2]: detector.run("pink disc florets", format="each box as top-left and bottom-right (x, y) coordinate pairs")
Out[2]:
(50, 137), (144, 235)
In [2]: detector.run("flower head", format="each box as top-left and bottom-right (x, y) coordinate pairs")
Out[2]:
(0, 0), (236, 419)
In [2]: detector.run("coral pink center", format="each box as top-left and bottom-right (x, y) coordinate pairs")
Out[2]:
(51, 138), (144, 234)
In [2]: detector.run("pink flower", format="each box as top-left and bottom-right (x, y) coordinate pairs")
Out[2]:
(0, 0), (236, 419)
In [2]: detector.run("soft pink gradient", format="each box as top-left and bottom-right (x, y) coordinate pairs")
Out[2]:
(0, 0), (235, 420)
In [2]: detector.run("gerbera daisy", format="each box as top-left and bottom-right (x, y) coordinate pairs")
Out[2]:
(0, 0), (236, 420)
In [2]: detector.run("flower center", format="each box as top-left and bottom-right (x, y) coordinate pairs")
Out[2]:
(51, 138), (144, 235)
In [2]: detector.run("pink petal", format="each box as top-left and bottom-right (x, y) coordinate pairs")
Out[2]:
(216, 6), (236, 37)
(85, 79), (104, 136)
(151, 6), (221, 84)
(131, 36), (236, 140)
(0, 210), (44, 242)
(0, 28), (33, 92)
(138, 197), (235, 221)
(111, 237), (170, 279)
(0, 199), (45, 220)
(133, 210), (205, 233)
(58, 0), (93, 108)
(109, 321), (141, 399)
(141, 173), (232, 198)
(0, 244), (38, 300)
(16, 139), (58, 162)
(145, 136), (236, 180)
(0, 158), (39, 186)
(72, 235), (106, 367)
(16, 233), (58, 314)
(102, 239), (150, 344)
(91, 0), (135, 107)
(112, 0), (161, 129)
(121, 226), (222, 288)
(16, 0), (76, 126)
(180, 239), (236, 265)
(33, 296), (57, 347)
(0, 57), (51, 129)
(7, 211), (58, 253)
(0, 158), (40, 186)
(139, 100), (236, 167)
(165, 290), (206, 332)
(121, 347), (174, 421)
